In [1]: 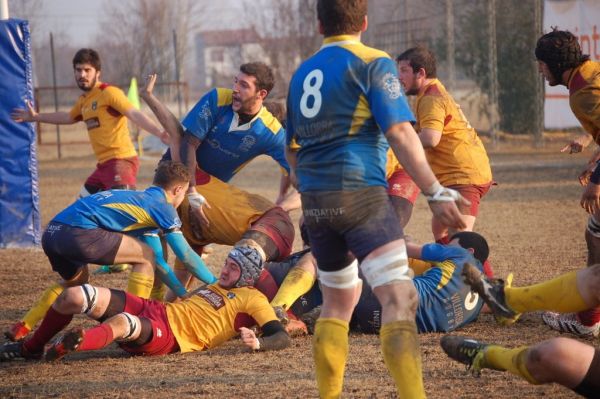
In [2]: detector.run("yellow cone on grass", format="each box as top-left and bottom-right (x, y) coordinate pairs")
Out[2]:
(127, 77), (143, 156)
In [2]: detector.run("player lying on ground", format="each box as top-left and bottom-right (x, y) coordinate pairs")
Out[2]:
(0, 246), (289, 361)
(440, 334), (599, 397)
(264, 231), (490, 334)
(5, 161), (217, 342)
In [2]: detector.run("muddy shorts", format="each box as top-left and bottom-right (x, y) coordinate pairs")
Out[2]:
(42, 222), (122, 280)
(301, 186), (404, 271)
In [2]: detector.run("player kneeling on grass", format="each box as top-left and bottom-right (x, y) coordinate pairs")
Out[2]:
(5, 161), (217, 342)
(0, 246), (290, 361)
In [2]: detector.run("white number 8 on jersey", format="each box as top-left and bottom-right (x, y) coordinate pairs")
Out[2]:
(300, 69), (324, 118)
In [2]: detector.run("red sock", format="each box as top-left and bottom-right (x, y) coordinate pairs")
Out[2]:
(78, 324), (114, 351)
(436, 235), (450, 245)
(577, 307), (600, 326)
(23, 307), (73, 353)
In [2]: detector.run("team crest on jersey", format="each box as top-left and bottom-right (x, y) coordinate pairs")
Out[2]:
(227, 292), (236, 299)
(199, 102), (211, 120)
(239, 135), (256, 152)
(91, 101), (97, 111)
(196, 288), (225, 310)
(382, 72), (402, 100)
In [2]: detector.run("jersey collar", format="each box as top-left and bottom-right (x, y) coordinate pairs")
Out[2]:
(229, 106), (264, 132)
(321, 34), (361, 49)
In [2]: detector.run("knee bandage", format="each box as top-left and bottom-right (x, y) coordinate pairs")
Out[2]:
(587, 216), (600, 238)
(79, 284), (99, 315)
(115, 312), (141, 342)
(318, 259), (360, 289)
(361, 246), (411, 288)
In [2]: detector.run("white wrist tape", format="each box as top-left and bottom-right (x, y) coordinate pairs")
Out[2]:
(187, 192), (206, 209)
(426, 185), (461, 203)
(253, 338), (260, 350)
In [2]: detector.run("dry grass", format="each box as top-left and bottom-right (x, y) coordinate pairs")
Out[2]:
(0, 133), (593, 398)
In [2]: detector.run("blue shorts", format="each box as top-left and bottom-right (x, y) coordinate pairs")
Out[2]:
(300, 186), (404, 271)
(42, 222), (122, 280)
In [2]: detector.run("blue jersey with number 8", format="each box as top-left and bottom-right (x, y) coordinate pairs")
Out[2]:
(286, 35), (415, 192)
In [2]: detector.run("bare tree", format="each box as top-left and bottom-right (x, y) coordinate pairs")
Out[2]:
(94, 0), (202, 91)
(243, 0), (320, 98)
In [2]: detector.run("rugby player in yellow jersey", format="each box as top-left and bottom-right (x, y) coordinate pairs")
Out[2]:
(397, 47), (493, 245)
(535, 28), (600, 337)
(0, 246), (290, 361)
(11, 48), (168, 196)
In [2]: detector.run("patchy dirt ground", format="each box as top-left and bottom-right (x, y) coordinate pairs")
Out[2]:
(1, 135), (597, 398)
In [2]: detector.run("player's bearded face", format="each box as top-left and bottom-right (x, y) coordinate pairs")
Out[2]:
(397, 61), (420, 95)
(74, 63), (99, 91)
(232, 73), (262, 114)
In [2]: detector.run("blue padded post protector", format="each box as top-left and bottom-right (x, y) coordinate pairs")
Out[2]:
(0, 19), (41, 247)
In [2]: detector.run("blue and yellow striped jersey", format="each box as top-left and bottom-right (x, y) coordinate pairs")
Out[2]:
(181, 88), (289, 182)
(52, 186), (181, 234)
(286, 35), (415, 192)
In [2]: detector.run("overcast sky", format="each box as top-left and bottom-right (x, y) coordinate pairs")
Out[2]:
(7, 0), (242, 46)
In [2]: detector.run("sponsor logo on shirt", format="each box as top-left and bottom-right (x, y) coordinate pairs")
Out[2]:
(382, 72), (402, 100)
(196, 288), (225, 310)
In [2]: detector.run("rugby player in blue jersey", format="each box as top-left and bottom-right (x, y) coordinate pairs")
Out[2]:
(265, 231), (489, 335)
(5, 161), (217, 342)
(285, 1), (468, 397)
(140, 67), (296, 298)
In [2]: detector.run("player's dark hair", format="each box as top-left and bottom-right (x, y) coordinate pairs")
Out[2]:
(396, 46), (437, 78)
(153, 161), (190, 189)
(535, 27), (589, 84)
(450, 231), (489, 264)
(317, 0), (367, 37)
(240, 62), (275, 95)
(72, 48), (102, 71)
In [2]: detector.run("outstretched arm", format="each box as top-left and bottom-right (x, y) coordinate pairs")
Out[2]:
(124, 108), (169, 144)
(139, 74), (186, 160)
(139, 233), (189, 298)
(11, 100), (75, 124)
(163, 230), (217, 285)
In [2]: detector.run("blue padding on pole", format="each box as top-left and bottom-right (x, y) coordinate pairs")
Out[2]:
(0, 19), (41, 247)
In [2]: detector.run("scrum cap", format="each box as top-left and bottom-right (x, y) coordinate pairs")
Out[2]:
(535, 29), (587, 82)
(228, 246), (263, 288)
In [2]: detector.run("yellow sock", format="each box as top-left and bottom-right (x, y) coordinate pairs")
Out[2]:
(380, 320), (425, 399)
(483, 345), (539, 384)
(127, 272), (153, 298)
(271, 267), (315, 309)
(313, 318), (349, 399)
(506, 270), (588, 313)
(150, 283), (167, 301)
(22, 283), (64, 329)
